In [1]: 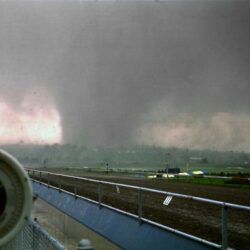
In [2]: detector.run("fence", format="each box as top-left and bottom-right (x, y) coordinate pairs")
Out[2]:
(27, 169), (250, 250)
(3, 218), (67, 250)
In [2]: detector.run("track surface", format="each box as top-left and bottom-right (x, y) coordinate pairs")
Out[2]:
(34, 172), (250, 250)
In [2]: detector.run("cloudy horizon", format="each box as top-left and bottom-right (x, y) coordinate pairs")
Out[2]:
(0, 0), (250, 152)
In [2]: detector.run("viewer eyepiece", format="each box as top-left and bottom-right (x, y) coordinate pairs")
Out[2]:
(0, 150), (32, 247)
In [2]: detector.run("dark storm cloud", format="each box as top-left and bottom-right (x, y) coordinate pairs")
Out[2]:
(0, 0), (250, 149)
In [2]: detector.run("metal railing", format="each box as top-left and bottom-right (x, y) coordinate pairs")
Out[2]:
(27, 169), (250, 250)
(3, 218), (67, 250)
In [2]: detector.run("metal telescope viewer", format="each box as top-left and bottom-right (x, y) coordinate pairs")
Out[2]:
(0, 150), (33, 247)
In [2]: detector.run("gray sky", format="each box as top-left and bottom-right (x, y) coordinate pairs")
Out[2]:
(0, 0), (250, 151)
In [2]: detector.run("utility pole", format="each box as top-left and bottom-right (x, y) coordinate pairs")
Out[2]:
(166, 153), (170, 179)
(106, 163), (109, 175)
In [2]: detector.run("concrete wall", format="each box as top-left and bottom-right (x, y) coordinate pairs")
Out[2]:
(32, 198), (121, 250)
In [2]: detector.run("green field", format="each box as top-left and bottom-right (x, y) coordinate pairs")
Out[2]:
(44, 163), (250, 189)
(46, 161), (250, 175)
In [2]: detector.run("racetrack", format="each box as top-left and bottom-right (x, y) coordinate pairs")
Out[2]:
(32, 171), (250, 249)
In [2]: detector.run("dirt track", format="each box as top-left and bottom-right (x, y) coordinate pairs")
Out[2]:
(34, 172), (250, 250)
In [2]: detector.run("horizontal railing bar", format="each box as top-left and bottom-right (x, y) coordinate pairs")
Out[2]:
(27, 169), (250, 211)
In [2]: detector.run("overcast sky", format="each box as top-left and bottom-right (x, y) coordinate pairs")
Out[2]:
(0, 0), (250, 151)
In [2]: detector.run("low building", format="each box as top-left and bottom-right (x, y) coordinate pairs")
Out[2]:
(165, 167), (180, 174)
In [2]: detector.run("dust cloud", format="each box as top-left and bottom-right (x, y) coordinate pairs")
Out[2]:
(0, 1), (250, 151)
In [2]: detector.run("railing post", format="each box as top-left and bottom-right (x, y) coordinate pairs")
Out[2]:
(47, 173), (50, 188)
(138, 188), (143, 223)
(221, 205), (228, 250)
(58, 178), (62, 192)
(74, 185), (77, 199)
(98, 182), (102, 208)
